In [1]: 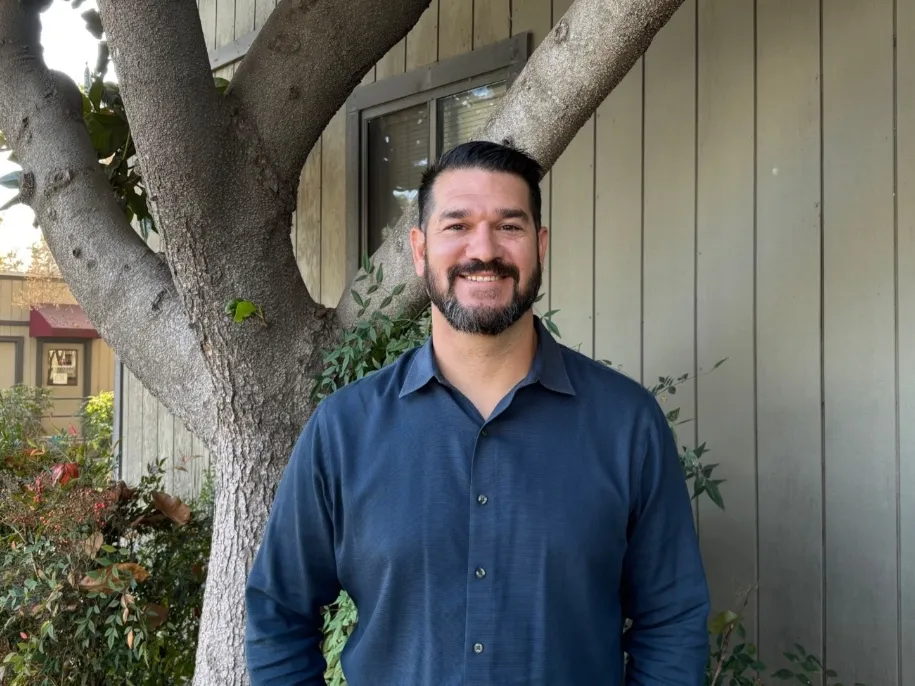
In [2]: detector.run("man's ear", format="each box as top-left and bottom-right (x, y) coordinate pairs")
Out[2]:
(538, 226), (549, 266)
(410, 226), (426, 278)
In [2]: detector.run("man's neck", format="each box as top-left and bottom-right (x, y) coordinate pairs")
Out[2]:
(430, 310), (538, 418)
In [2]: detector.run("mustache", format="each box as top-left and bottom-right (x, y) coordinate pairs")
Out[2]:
(447, 259), (520, 282)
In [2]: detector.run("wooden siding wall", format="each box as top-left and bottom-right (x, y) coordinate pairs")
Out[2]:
(115, 0), (915, 682)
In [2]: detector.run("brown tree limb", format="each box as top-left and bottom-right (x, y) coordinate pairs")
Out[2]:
(335, 0), (688, 330)
(96, 0), (331, 426)
(229, 0), (432, 187)
(0, 0), (215, 438)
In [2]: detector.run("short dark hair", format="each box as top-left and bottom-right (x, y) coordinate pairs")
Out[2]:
(417, 140), (544, 231)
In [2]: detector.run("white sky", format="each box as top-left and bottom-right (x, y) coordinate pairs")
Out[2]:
(0, 0), (108, 268)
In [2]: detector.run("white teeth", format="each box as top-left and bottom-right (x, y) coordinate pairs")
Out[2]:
(464, 275), (500, 282)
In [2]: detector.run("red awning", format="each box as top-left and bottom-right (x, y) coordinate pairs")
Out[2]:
(29, 304), (100, 339)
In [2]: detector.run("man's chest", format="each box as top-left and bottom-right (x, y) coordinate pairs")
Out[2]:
(332, 416), (635, 594)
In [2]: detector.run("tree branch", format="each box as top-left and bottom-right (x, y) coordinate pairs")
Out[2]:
(96, 0), (329, 407)
(0, 1), (216, 439)
(335, 0), (687, 330)
(230, 0), (432, 186)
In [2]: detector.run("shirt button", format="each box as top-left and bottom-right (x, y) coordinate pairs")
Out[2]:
(475, 567), (486, 579)
(481, 429), (488, 437)
(473, 642), (484, 654)
(477, 494), (488, 505)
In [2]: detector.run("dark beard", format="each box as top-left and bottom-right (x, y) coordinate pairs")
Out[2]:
(424, 255), (542, 335)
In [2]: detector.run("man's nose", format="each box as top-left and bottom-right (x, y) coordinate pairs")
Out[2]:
(464, 224), (499, 262)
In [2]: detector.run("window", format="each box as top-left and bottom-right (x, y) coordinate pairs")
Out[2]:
(47, 348), (78, 386)
(346, 34), (530, 266)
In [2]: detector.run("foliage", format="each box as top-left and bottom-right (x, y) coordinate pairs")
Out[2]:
(0, 389), (214, 685)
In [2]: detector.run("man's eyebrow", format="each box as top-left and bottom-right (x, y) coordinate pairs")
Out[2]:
(437, 207), (530, 221)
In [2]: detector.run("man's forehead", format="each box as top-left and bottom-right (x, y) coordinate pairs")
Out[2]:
(430, 169), (531, 215)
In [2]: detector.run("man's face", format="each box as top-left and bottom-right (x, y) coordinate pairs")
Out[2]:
(410, 168), (548, 336)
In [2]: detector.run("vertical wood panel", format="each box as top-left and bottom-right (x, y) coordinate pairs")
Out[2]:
(899, 0), (915, 680)
(822, 0), (897, 681)
(594, 59), (642, 380)
(695, 0), (757, 641)
(296, 140), (323, 301)
(254, 0), (276, 30)
(438, 0), (473, 60)
(173, 421), (196, 501)
(215, 0), (235, 50)
(157, 403), (175, 495)
(550, 0), (593, 357)
(406, 2), (439, 70)
(126, 370), (144, 486)
(511, 0), (552, 311)
(376, 40), (406, 80)
(199, 0), (217, 52)
(141, 386), (159, 479)
(235, 0), (256, 39)
(642, 0), (696, 439)
(474, 0), (510, 48)
(320, 107), (348, 307)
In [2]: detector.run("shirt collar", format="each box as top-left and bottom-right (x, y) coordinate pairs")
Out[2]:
(399, 316), (575, 398)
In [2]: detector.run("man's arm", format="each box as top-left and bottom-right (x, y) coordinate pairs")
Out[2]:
(245, 404), (342, 685)
(621, 399), (711, 685)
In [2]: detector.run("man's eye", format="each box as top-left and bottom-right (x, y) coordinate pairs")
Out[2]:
(445, 224), (465, 231)
(501, 224), (522, 231)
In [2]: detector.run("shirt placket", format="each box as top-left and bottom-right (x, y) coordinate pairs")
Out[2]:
(463, 421), (499, 682)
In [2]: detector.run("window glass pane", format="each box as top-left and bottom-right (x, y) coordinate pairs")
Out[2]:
(365, 104), (430, 255)
(437, 81), (507, 154)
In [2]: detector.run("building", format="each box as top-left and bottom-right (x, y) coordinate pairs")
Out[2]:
(0, 271), (115, 432)
(113, 0), (915, 682)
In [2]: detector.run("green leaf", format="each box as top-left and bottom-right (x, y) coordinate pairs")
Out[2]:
(233, 300), (257, 322)
(709, 609), (740, 635)
(376, 264), (384, 283)
(88, 78), (104, 108)
(392, 283), (405, 296)
(772, 669), (795, 680)
(351, 290), (365, 307)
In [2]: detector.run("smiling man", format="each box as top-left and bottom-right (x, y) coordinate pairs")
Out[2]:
(244, 141), (711, 685)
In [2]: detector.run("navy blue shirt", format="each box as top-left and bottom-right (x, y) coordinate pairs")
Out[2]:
(245, 318), (710, 685)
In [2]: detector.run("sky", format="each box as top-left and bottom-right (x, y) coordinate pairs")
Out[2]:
(0, 0), (107, 268)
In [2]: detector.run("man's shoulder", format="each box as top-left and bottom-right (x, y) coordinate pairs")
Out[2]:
(557, 344), (660, 414)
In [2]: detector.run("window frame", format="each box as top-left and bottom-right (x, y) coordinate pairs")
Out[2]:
(344, 32), (531, 281)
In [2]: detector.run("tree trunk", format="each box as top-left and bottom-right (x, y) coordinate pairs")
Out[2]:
(193, 391), (320, 685)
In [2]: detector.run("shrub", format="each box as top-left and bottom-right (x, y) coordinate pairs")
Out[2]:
(0, 388), (213, 685)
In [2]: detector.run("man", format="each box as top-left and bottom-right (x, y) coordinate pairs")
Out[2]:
(244, 141), (710, 685)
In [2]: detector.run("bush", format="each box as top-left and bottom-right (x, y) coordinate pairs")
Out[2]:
(0, 389), (213, 685)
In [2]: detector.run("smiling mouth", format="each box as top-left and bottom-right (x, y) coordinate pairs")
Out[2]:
(461, 274), (505, 283)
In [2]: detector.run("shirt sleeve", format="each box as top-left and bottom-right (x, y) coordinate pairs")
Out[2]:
(245, 403), (341, 685)
(622, 399), (711, 686)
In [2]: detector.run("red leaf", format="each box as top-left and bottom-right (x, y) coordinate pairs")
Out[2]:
(51, 462), (80, 486)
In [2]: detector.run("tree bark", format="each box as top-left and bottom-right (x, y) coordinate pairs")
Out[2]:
(0, 0), (215, 437)
(230, 0), (432, 185)
(336, 0), (688, 330)
(193, 402), (315, 685)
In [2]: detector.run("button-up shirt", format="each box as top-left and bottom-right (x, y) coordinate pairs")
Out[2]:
(245, 318), (710, 685)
